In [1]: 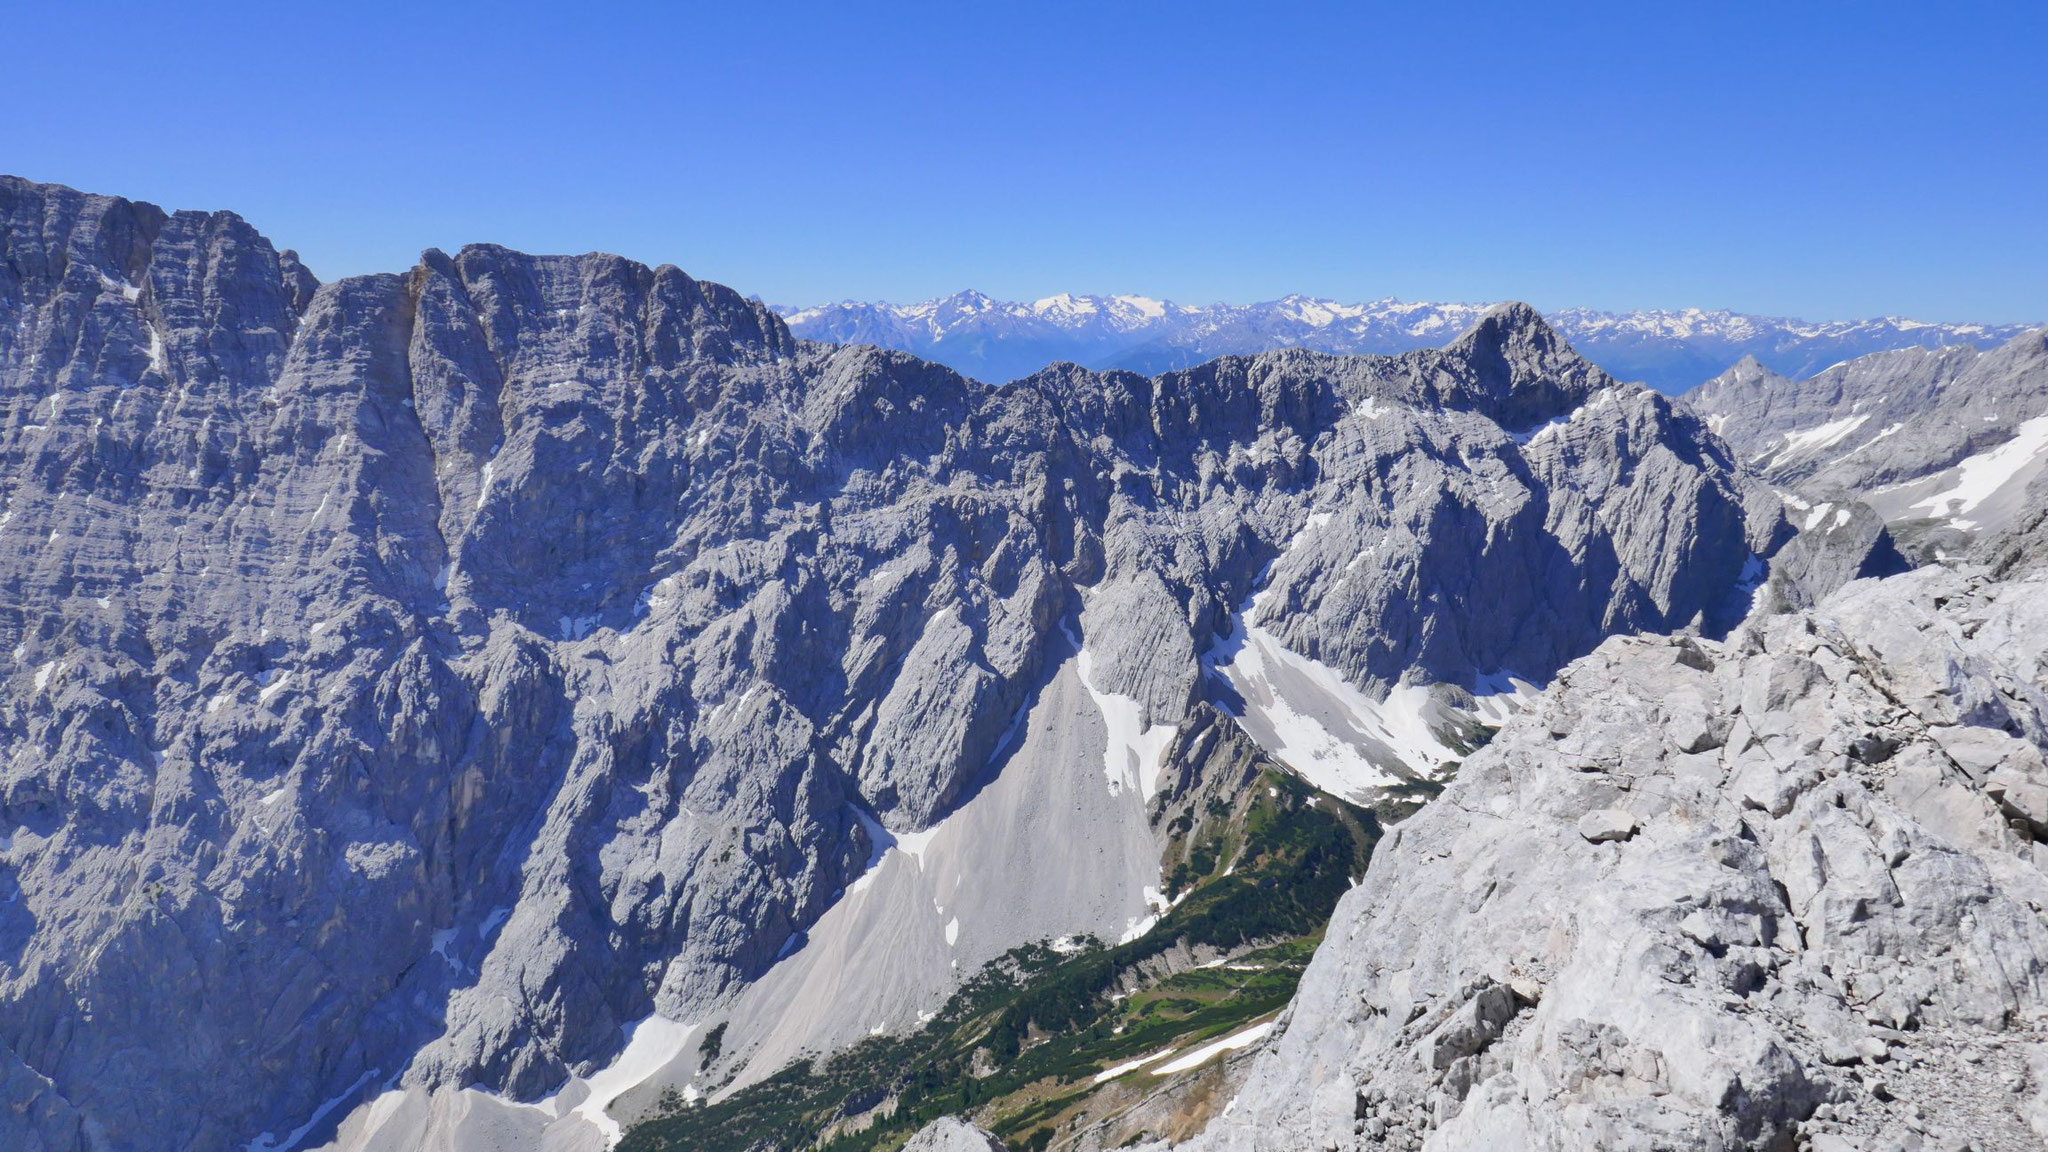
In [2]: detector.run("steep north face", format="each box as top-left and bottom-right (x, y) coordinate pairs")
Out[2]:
(1, 177), (1792, 1151)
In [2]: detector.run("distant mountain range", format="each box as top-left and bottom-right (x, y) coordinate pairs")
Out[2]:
(780, 291), (2034, 393)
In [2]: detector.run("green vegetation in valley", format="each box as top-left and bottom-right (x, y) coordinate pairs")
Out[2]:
(619, 770), (1378, 1152)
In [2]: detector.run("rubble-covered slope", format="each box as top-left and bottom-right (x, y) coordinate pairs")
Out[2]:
(1185, 563), (2048, 1152)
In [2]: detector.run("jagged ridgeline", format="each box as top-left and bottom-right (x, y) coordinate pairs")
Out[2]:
(0, 177), (1789, 1152)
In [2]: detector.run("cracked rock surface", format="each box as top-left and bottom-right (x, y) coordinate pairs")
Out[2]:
(1191, 564), (2048, 1152)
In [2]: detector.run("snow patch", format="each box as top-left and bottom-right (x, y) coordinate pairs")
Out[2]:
(258, 672), (292, 705)
(480, 906), (513, 939)
(1151, 1020), (1277, 1075)
(1092, 1042), (1183, 1084)
(244, 1069), (380, 1152)
(1908, 413), (2048, 523)
(430, 928), (459, 967)
(549, 1016), (698, 1145)
(1770, 414), (1872, 463)
(1206, 608), (1446, 797)
(1071, 632), (1178, 801)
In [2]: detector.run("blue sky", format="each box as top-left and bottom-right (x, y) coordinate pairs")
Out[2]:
(7, 1), (2043, 322)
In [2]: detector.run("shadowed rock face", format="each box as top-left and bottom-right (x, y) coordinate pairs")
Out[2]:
(0, 177), (1786, 1151)
(1189, 563), (2048, 1152)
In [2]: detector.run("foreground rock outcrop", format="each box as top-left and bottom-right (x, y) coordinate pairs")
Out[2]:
(1193, 564), (2048, 1151)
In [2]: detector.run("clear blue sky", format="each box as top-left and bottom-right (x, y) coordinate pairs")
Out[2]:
(7, 1), (2043, 323)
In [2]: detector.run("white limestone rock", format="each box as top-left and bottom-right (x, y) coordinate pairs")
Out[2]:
(903, 1116), (1010, 1152)
(1189, 565), (2048, 1152)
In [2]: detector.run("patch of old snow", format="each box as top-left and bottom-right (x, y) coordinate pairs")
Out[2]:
(480, 906), (513, 939)
(1469, 671), (1542, 727)
(258, 672), (292, 705)
(1773, 414), (1871, 462)
(1909, 413), (2048, 521)
(552, 1016), (698, 1145)
(1151, 1020), (1277, 1075)
(244, 1069), (380, 1152)
(1206, 608), (1438, 798)
(1118, 912), (1159, 945)
(1071, 633), (1178, 801)
(1092, 1043), (1183, 1084)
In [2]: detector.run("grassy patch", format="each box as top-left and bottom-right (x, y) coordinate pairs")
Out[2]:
(620, 771), (1378, 1152)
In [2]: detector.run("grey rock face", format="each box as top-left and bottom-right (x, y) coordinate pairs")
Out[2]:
(783, 293), (2032, 394)
(1980, 471), (2048, 579)
(1752, 499), (1909, 614)
(1189, 564), (2048, 1152)
(0, 177), (1785, 1151)
(1687, 329), (2048, 554)
(902, 1117), (1009, 1152)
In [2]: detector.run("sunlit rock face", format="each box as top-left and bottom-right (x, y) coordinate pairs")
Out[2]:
(1190, 563), (2048, 1152)
(0, 177), (1788, 1151)
(1687, 328), (2048, 561)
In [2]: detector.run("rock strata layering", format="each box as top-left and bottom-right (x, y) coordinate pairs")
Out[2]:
(0, 177), (1799, 1151)
(1191, 564), (2048, 1152)
(1687, 329), (2048, 556)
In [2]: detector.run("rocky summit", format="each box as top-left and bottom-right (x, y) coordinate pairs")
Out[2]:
(0, 176), (1814, 1152)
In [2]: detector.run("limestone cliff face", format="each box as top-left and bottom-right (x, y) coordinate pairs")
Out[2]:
(1685, 331), (2048, 559)
(1190, 564), (2048, 1152)
(0, 177), (1788, 1151)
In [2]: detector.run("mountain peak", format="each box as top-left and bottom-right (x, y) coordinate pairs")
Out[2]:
(1448, 300), (1563, 359)
(1440, 300), (1609, 429)
(781, 290), (2033, 392)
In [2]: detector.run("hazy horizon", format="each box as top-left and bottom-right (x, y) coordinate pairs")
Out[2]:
(9, 1), (2043, 325)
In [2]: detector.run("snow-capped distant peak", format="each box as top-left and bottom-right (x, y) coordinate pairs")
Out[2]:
(1031, 293), (1099, 317)
(777, 291), (2036, 393)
